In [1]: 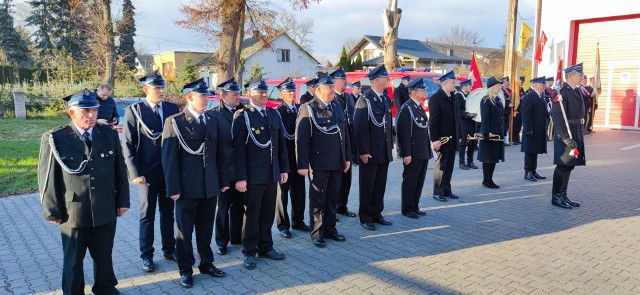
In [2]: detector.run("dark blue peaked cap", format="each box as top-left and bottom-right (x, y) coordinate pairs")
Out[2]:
(459, 79), (472, 86)
(217, 78), (241, 92)
(63, 88), (100, 108)
(277, 77), (297, 91)
(140, 70), (166, 87)
(367, 65), (389, 80)
(487, 77), (500, 88)
(315, 73), (335, 86)
(244, 79), (269, 92)
(439, 70), (456, 82)
(305, 78), (318, 87)
(406, 78), (426, 91)
(501, 76), (510, 83)
(401, 75), (411, 82)
(519, 76), (525, 83)
(350, 81), (362, 88)
(564, 63), (584, 74)
(182, 78), (212, 95)
(329, 68), (347, 79)
(530, 76), (546, 84)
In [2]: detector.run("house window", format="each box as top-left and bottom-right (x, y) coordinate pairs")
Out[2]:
(277, 49), (290, 62)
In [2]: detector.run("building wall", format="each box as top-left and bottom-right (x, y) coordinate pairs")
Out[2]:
(153, 51), (210, 82)
(242, 35), (319, 82)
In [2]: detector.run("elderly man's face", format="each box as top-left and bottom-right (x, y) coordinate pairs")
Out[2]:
(69, 107), (97, 131)
(248, 90), (268, 107)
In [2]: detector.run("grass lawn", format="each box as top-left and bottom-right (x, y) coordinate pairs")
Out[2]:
(0, 117), (69, 196)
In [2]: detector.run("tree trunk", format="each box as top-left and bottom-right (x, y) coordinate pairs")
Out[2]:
(101, 0), (116, 86)
(217, 0), (245, 83)
(381, 0), (402, 71)
(234, 5), (246, 85)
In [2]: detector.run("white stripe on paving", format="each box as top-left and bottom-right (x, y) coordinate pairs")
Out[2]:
(619, 143), (640, 150)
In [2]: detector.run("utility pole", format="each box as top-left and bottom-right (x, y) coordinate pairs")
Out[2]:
(531, 0), (543, 77)
(504, 0), (519, 145)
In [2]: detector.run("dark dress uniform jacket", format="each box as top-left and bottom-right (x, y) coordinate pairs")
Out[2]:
(300, 91), (314, 105)
(122, 100), (180, 179)
(38, 124), (130, 228)
(276, 102), (299, 172)
(296, 97), (351, 170)
(520, 90), (548, 155)
(393, 83), (410, 111)
(396, 99), (432, 160)
(354, 89), (393, 163)
(428, 89), (460, 143)
(162, 110), (228, 198)
(206, 104), (244, 184)
(478, 97), (505, 163)
(232, 106), (289, 184)
(455, 91), (476, 144)
(552, 83), (586, 166)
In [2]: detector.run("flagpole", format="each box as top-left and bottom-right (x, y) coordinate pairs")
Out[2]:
(504, 0), (518, 146)
(531, 0), (542, 77)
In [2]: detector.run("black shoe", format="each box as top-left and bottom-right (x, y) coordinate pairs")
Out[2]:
(433, 195), (447, 202)
(459, 163), (469, 170)
(200, 265), (226, 278)
(180, 274), (193, 288)
(524, 171), (537, 181)
(403, 211), (419, 219)
(414, 210), (427, 216)
(243, 256), (256, 270)
(259, 249), (285, 260)
(216, 246), (227, 255)
(291, 224), (311, 231)
(325, 232), (346, 242)
(532, 172), (546, 180)
(444, 193), (459, 199)
(561, 194), (580, 207)
(142, 257), (155, 272)
(513, 141), (520, 145)
(482, 181), (500, 189)
(280, 229), (292, 239)
(313, 239), (326, 248)
(361, 222), (376, 231)
(337, 210), (357, 217)
(163, 251), (176, 261)
(467, 162), (479, 169)
(551, 194), (572, 209)
(373, 218), (393, 225)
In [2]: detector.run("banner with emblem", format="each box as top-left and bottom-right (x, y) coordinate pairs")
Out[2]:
(535, 31), (547, 63)
(518, 21), (533, 54)
(469, 52), (483, 90)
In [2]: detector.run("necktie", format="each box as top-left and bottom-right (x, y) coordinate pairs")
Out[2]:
(83, 131), (92, 150)
(198, 114), (205, 125)
(154, 104), (162, 125)
(260, 109), (266, 118)
(230, 107), (235, 113)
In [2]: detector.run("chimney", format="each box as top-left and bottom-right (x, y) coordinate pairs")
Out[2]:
(448, 49), (454, 56)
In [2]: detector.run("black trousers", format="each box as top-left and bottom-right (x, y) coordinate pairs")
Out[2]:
(175, 197), (216, 275)
(276, 171), (306, 231)
(401, 159), (429, 214)
(243, 183), (277, 256)
(336, 166), (352, 213)
(458, 144), (476, 164)
(308, 169), (342, 240)
(552, 165), (575, 194)
(358, 162), (389, 224)
(138, 167), (175, 259)
(482, 162), (497, 182)
(513, 115), (522, 142)
(524, 153), (538, 173)
(215, 186), (244, 247)
(433, 144), (456, 196)
(60, 221), (117, 295)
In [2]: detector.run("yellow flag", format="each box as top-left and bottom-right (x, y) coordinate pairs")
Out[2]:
(518, 21), (533, 53)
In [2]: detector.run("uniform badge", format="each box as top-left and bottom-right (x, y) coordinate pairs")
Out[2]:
(101, 153), (105, 157)
(83, 89), (91, 96)
(287, 109), (291, 113)
(260, 127), (264, 130)
(109, 151), (113, 155)
(255, 130), (261, 135)
(374, 97), (378, 102)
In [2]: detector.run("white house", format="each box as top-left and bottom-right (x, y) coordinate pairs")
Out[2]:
(536, 1), (640, 129)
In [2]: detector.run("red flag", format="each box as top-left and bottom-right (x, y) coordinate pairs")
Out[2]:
(555, 58), (563, 87)
(535, 32), (548, 63)
(469, 51), (483, 89)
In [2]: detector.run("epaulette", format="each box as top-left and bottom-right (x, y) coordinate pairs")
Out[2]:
(233, 108), (246, 119)
(48, 125), (68, 135)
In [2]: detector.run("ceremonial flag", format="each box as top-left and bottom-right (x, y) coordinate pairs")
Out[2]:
(469, 52), (483, 89)
(594, 42), (602, 96)
(555, 58), (563, 88)
(518, 21), (533, 54)
(535, 31), (548, 63)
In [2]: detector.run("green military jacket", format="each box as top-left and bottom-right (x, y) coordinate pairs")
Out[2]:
(38, 123), (130, 228)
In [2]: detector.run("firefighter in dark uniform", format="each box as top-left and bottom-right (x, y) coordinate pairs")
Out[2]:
(351, 81), (363, 100)
(38, 89), (130, 295)
(353, 65), (394, 231)
(162, 78), (228, 288)
(396, 78), (431, 219)
(393, 74), (411, 111)
(299, 78), (317, 105)
(501, 77), (513, 145)
(550, 63), (586, 209)
(455, 79), (478, 170)
(544, 76), (557, 141)
(296, 74), (351, 248)
(478, 77), (506, 189)
(232, 79), (289, 270)
(275, 77), (310, 239)
(209, 78), (245, 256)
(122, 71), (179, 272)
(429, 70), (461, 201)
(521, 76), (549, 182)
(330, 68), (358, 218)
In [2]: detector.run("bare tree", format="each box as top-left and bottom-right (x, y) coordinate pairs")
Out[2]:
(342, 36), (358, 53)
(274, 10), (314, 53)
(381, 0), (401, 70)
(431, 25), (486, 47)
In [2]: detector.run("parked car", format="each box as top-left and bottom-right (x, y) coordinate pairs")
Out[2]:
(265, 78), (312, 107)
(114, 97), (144, 138)
(206, 94), (278, 110)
